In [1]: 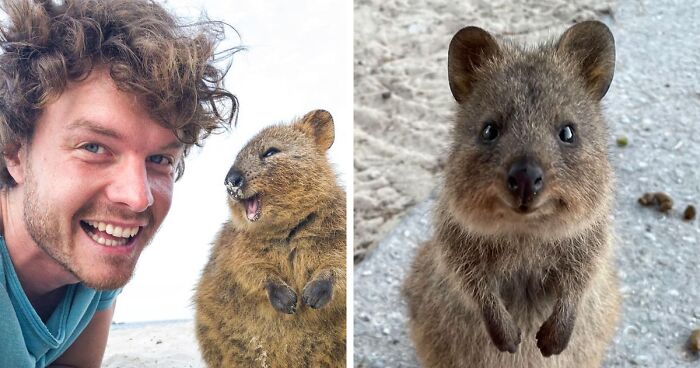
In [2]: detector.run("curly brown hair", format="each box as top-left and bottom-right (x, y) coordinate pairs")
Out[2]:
(0, 0), (239, 186)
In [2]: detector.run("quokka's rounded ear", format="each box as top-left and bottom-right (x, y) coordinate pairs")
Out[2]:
(448, 26), (500, 103)
(556, 20), (615, 100)
(294, 109), (335, 151)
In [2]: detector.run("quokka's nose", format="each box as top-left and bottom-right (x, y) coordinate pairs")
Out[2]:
(507, 158), (544, 206)
(225, 168), (245, 188)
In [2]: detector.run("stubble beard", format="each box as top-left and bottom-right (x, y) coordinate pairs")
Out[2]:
(22, 165), (150, 291)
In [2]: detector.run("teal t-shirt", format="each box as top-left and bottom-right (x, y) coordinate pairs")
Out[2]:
(0, 236), (120, 368)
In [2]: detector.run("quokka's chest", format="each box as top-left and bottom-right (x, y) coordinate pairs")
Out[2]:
(253, 242), (325, 283)
(490, 270), (564, 330)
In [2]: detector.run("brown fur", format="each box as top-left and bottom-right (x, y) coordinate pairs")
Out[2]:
(195, 110), (346, 368)
(403, 21), (620, 368)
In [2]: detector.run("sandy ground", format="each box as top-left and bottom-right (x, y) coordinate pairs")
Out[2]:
(353, 0), (616, 259)
(103, 321), (204, 368)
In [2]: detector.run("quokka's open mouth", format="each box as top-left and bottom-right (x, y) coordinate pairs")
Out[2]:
(242, 194), (262, 222)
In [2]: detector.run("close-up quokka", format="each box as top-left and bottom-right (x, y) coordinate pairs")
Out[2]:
(195, 110), (346, 368)
(403, 21), (620, 367)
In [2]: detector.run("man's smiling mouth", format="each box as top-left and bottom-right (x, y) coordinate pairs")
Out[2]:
(79, 220), (141, 247)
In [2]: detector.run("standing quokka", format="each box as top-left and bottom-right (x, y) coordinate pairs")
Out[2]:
(403, 21), (620, 368)
(195, 110), (346, 368)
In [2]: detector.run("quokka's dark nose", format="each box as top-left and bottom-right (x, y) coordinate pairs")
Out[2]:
(225, 168), (245, 188)
(507, 158), (544, 206)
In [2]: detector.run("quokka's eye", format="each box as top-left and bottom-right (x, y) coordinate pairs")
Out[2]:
(262, 147), (280, 158)
(559, 125), (575, 144)
(481, 123), (499, 143)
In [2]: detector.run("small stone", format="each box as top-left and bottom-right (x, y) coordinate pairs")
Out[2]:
(688, 329), (700, 353)
(629, 355), (651, 365)
(616, 136), (629, 147)
(683, 205), (696, 221)
(381, 91), (392, 100)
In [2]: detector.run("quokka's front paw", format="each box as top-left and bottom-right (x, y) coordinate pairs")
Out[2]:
(536, 314), (574, 357)
(482, 310), (521, 354)
(266, 282), (297, 314)
(302, 279), (333, 309)
(486, 319), (521, 354)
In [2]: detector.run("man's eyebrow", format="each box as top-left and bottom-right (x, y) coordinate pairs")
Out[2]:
(68, 119), (123, 140)
(160, 140), (185, 152)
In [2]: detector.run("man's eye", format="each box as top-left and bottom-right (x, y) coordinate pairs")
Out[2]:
(82, 143), (105, 154)
(148, 155), (173, 166)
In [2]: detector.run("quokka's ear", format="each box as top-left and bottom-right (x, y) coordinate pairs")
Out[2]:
(448, 26), (501, 103)
(556, 20), (615, 100)
(294, 109), (335, 151)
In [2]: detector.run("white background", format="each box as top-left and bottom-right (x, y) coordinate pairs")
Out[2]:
(113, 0), (352, 323)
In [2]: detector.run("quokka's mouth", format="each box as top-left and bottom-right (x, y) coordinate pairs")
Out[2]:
(515, 204), (536, 214)
(242, 194), (262, 222)
(508, 197), (556, 217)
(224, 180), (262, 222)
(498, 195), (541, 216)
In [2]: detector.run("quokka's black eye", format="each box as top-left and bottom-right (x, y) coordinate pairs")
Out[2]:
(262, 147), (280, 158)
(559, 125), (575, 144)
(481, 123), (499, 143)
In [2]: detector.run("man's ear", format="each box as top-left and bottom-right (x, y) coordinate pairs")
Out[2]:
(294, 109), (335, 152)
(4, 141), (27, 185)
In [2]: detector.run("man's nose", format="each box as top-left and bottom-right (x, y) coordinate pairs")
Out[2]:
(106, 157), (154, 212)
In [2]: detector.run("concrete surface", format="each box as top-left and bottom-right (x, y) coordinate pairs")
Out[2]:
(354, 0), (700, 366)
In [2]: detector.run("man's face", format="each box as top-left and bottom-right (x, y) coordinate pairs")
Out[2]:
(10, 69), (183, 290)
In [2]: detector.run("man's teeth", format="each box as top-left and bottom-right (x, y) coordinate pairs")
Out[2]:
(85, 221), (139, 238)
(88, 232), (129, 247)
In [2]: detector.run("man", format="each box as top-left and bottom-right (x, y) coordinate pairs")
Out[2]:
(0, 0), (236, 366)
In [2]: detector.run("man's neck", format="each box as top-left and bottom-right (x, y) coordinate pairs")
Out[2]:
(0, 189), (79, 317)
